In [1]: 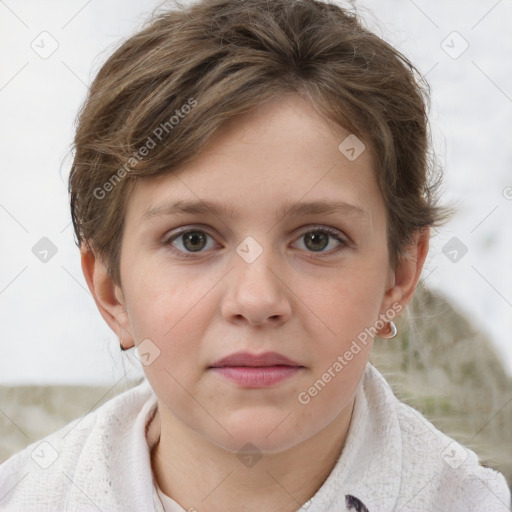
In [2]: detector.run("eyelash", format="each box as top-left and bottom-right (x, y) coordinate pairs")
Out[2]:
(162, 225), (348, 259)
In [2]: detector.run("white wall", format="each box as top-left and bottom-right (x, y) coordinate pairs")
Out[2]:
(1, 0), (511, 384)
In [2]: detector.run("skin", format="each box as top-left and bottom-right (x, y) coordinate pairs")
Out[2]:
(81, 92), (429, 511)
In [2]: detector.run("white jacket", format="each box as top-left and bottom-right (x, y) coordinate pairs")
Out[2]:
(0, 363), (510, 512)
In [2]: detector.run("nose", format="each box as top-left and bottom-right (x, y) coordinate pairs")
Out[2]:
(221, 241), (293, 327)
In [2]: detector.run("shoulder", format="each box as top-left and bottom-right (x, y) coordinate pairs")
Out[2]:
(0, 378), (155, 511)
(370, 367), (512, 511)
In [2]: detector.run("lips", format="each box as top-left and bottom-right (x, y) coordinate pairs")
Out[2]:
(209, 351), (304, 388)
(209, 351), (302, 368)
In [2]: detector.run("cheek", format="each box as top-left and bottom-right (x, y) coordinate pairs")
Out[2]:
(291, 274), (380, 435)
(302, 261), (388, 346)
(122, 264), (219, 392)
(125, 259), (216, 337)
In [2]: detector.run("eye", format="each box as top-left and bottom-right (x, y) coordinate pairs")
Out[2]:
(164, 228), (217, 257)
(293, 226), (347, 255)
(163, 225), (347, 259)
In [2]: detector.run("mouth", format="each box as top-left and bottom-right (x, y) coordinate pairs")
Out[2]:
(209, 351), (303, 368)
(209, 351), (304, 388)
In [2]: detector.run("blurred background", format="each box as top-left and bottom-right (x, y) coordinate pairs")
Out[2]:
(1, 0), (511, 488)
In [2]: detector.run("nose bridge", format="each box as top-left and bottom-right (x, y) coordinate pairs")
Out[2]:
(223, 233), (292, 324)
(233, 234), (280, 291)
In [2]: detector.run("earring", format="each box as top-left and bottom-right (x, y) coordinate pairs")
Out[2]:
(377, 320), (397, 339)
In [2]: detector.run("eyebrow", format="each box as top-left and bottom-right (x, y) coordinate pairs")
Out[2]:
(141, 199), (368, 224)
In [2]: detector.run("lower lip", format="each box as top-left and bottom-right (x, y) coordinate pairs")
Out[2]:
(210, 366), (302, 388)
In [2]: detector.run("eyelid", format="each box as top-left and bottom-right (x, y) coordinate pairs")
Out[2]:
(295, 224), (347, 240)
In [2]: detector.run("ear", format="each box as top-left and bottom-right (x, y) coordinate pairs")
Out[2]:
(80, 243), (135, 350)
(378, 227), (430, 323)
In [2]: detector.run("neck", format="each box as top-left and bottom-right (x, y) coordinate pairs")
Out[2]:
(150, 396), (355, 512)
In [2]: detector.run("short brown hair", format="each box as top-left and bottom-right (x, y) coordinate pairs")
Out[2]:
(68, 0), (454, 288)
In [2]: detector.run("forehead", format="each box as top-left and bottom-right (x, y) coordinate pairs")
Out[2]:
(124, 93), (382, 228)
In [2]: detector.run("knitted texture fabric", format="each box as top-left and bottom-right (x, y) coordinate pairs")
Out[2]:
(1, 363), (510, 511)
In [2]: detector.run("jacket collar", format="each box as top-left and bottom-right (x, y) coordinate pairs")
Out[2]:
(299, 363), (402, 512)
(56, 377), (161, 510)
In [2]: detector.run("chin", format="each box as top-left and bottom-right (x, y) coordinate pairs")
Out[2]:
(208, 413), (313, 455)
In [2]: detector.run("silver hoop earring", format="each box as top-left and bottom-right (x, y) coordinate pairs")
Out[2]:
(378, 320), (397, 339)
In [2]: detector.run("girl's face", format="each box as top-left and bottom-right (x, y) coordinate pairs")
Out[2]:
(113, 93), (398, 453)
